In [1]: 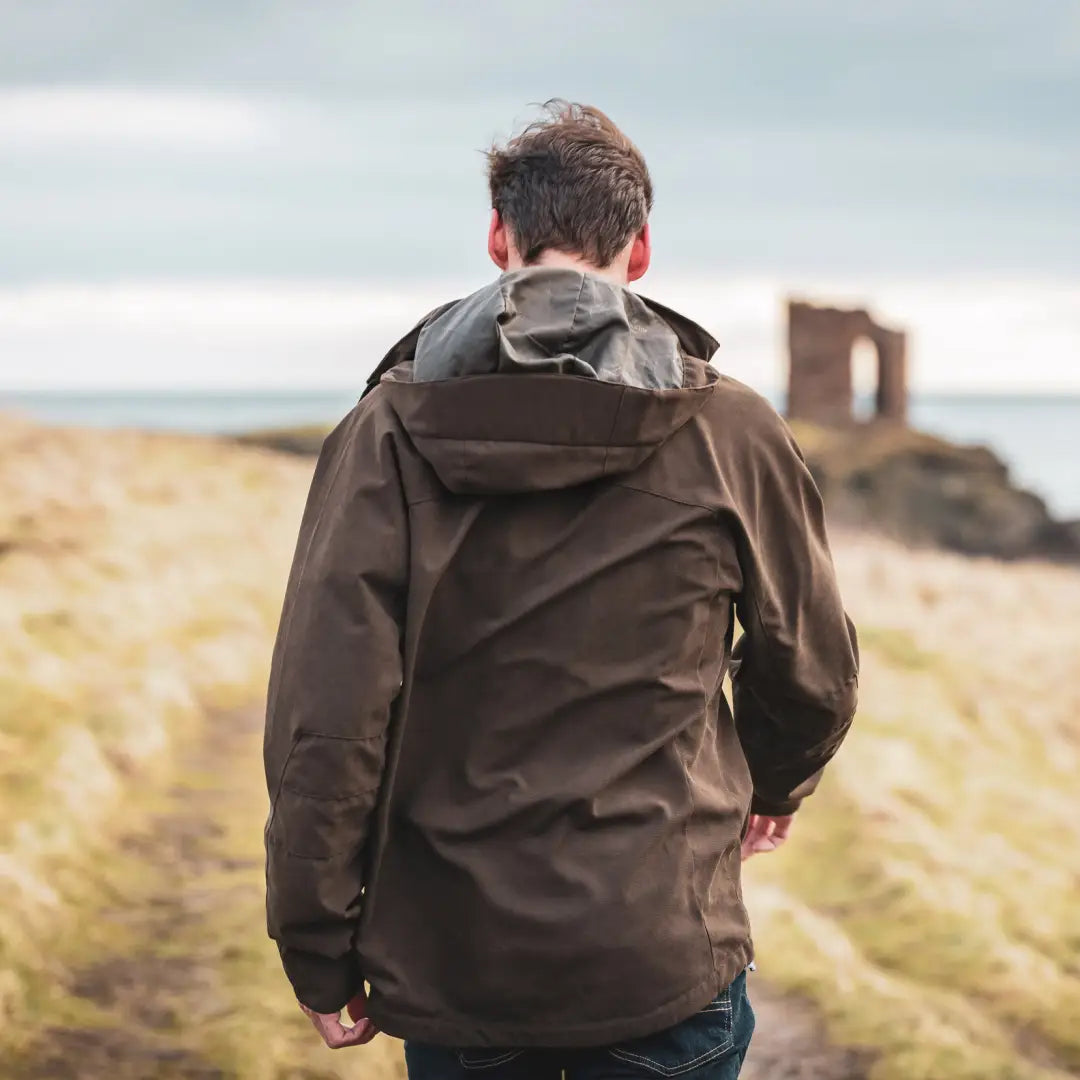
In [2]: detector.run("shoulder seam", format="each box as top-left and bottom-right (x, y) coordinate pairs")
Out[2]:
(614, 482), (716, 514)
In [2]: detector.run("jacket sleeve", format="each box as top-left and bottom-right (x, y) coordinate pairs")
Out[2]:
(263, 395), (408, 1013)
(729, 401), (859, 816)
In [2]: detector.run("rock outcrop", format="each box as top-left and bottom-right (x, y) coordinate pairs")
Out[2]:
(793, 421), (1079, 563)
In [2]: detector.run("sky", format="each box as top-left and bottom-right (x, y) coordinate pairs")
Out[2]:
(0, 0), (1078, 391)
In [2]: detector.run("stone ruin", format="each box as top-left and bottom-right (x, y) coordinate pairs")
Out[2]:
(787, 299), (907, 426)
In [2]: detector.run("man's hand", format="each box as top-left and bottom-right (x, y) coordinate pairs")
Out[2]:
(300, 991), (379, 1049)
(741, 814), (794, 860)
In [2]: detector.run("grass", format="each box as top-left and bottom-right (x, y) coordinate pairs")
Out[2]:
(4, 705), (404, 1079)
(3, 415), (1079, 1079)
(235, 424), (331, 456)
(0, 416), (402, 1077)
(744, 533), (1080, 1079)
(0, 417), (312, 1054)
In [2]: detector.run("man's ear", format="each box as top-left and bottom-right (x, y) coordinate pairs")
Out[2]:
(626, 223), (651, 283)
(488, 209), (510, 271)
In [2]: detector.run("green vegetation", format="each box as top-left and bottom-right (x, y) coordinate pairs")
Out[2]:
(0, 421), (296, 1054)
(4, 706), (402, 1079)
(3, 416), (1078, 1079)
(235, 424), (330, 456)
(745, 540), (1080, 1079)
(0, 417), (402, 1077)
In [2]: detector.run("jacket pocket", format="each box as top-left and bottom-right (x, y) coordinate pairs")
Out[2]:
(607, 987), (735, 1077)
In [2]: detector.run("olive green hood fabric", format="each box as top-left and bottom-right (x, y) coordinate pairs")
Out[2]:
(264, 270), (858, 1046)
(397, 267), (713, 494)
(412, 267), (684, 389)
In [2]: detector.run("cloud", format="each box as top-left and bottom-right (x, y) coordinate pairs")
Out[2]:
(0, 88), (280, 151)
(1, 277), (1078, 393)
(0, 280), (460, 333)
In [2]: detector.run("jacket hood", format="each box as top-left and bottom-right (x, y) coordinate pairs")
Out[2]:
(379, 268), (721, 495)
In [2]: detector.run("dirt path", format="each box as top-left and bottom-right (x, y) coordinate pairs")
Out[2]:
(5, 706), (404, 1080)
(741, 981), (872, 1080)
(6, 710), (264, 1079)
(4, 705), (864, 1080)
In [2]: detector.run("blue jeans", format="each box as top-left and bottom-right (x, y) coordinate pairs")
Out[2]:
(405, 971), (754, 1080)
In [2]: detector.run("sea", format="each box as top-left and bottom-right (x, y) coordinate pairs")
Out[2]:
(4, 389), (1077, 520)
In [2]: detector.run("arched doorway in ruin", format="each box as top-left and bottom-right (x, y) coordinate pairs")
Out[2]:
(786, 300), (908, 426)
(850, 336), (880, 422)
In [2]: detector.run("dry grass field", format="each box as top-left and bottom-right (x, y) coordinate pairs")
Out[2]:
(745, 533), (1080, 1080)
(1, 416), (1077, 1079)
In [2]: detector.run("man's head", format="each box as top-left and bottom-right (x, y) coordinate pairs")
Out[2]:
(486, 101), (652, 284)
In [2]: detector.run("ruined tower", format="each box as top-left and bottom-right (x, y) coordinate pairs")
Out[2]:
(787, 300), (907, 425)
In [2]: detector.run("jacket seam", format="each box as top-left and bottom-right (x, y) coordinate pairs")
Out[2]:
(615, 482), (715, 514)
(265, 408), (370, 726)
(683, 555), (723, 973)
(280, 783), (380, 803)
(601, 385), (628, 475)
(682, 814), (714, 988)
(387, 369), (717, 393)
(294, 730), (387, 743)
(410, 432), (655, 449)
(278, 844), (364, 862)
(559, 273), (588, 353)
(266, 733), (302, 831)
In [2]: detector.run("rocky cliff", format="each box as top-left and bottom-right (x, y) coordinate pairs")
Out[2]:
(793, 421), (1079, 562)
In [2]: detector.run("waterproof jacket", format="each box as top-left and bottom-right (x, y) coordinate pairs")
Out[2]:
(264, 267), (858, 1047)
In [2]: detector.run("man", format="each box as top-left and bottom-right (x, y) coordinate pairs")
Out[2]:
(264, 101), (858, 1079)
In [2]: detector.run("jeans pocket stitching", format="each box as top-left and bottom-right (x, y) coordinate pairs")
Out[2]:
(608, 1042), (732, 1077)
(457, 1050), (524, 1070)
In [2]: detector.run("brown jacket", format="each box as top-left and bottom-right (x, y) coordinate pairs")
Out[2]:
(264, 268), (858, 1047)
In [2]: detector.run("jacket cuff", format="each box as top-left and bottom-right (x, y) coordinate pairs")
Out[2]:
(279, 944), (361, 1014)
(751, 792), (802, 816)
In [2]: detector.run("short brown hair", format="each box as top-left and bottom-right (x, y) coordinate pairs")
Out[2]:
(486, 100), (653, 268)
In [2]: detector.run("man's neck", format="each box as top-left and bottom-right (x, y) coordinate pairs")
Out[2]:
(526, 249), (629, 285)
